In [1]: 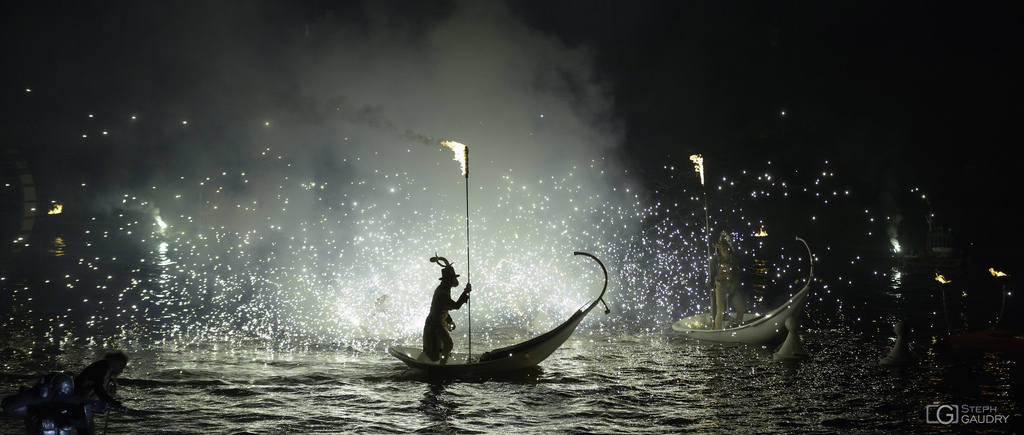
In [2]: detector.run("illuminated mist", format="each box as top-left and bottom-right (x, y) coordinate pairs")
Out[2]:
(4, 2), (852, 349)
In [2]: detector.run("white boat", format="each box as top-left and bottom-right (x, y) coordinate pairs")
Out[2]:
(389, 251), (609, 376)
(671, 237), (814, 346)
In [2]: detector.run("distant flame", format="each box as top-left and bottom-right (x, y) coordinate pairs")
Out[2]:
(48, 203), (63, 215)
(754, 227), (768, 237)
(935, 271), (952, 284)
(989, 268), (1008, 277)
(689, 154), (704, 186)
(441, 141), (468, 177)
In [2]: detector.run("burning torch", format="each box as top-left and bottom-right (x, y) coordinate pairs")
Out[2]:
(441, 140), (473, 359)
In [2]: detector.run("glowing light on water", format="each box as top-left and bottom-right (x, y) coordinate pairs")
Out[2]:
(935, 271), (952, 284)
(48, 203), (63, 215)
(989, 268), (1008, 277)
(49, 237), (66, 257)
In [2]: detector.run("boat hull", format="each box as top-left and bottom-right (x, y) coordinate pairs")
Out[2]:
(390, 306), (592, 376)
(670, 282), (811, 345)
(389, 310), (581, 376)
(670, 237), (814, 346)
(390, 251), (608, 377)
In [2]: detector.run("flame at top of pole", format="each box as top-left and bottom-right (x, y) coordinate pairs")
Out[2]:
(441, 141), (468, 177)
(689, 154), (704, 186)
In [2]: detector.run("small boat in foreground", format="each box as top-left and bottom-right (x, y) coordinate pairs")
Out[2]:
(389, 251), (609, 376)
(671, 237), (814, 346)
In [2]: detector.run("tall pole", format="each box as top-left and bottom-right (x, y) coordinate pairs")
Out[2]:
(463, 147), (472, 361)
(690, 155), (713, 318)
(702, 185), (713, 321)
(441, 141), (472, 361)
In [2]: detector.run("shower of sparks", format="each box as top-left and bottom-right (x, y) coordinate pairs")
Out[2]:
(441, 141), (468, 177)
(1, 107), (928, 351)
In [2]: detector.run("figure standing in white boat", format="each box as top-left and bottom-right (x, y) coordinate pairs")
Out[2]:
(710, 232), (745, 329)
(423, 256), (472, 365)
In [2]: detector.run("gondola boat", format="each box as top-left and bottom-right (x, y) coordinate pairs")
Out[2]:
(389, 251), (609, 376)
(670, 237), (814, 346)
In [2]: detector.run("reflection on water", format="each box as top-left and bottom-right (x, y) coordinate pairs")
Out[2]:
(749, 257), (772, 306)
(48, 236), (66, 257)
(2, 235), (1021, 433)
(1, 320), (1021, 434)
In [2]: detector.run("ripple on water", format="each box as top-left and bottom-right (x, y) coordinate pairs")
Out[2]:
(2, 327), (1021, 434)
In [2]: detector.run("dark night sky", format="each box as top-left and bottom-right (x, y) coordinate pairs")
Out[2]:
(523, 2), (1022, 185)
(3, 1), (1022, 258)
(522, 2), (1022, 200)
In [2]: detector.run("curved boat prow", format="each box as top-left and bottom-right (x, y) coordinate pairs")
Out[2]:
(573, 251), (610, 315)
(390, 251), (610, 376)
(795, 236), (814, 281)
(671, 236), (814, 346)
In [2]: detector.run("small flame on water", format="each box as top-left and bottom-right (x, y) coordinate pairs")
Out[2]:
(48, 203), (63, 215)
(935, 271), (952, 284)
(441, 141), (468, 177)
(989, 268), (1008, 277)
(754, 227), (768, 237)
(689, 154), (704, 186)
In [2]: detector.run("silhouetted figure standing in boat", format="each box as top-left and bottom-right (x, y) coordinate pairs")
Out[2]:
(423, 256), (471, 365)
(711, 232), (745, 329)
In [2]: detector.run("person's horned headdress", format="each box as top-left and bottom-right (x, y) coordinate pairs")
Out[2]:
(430, 255), (460, 281)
